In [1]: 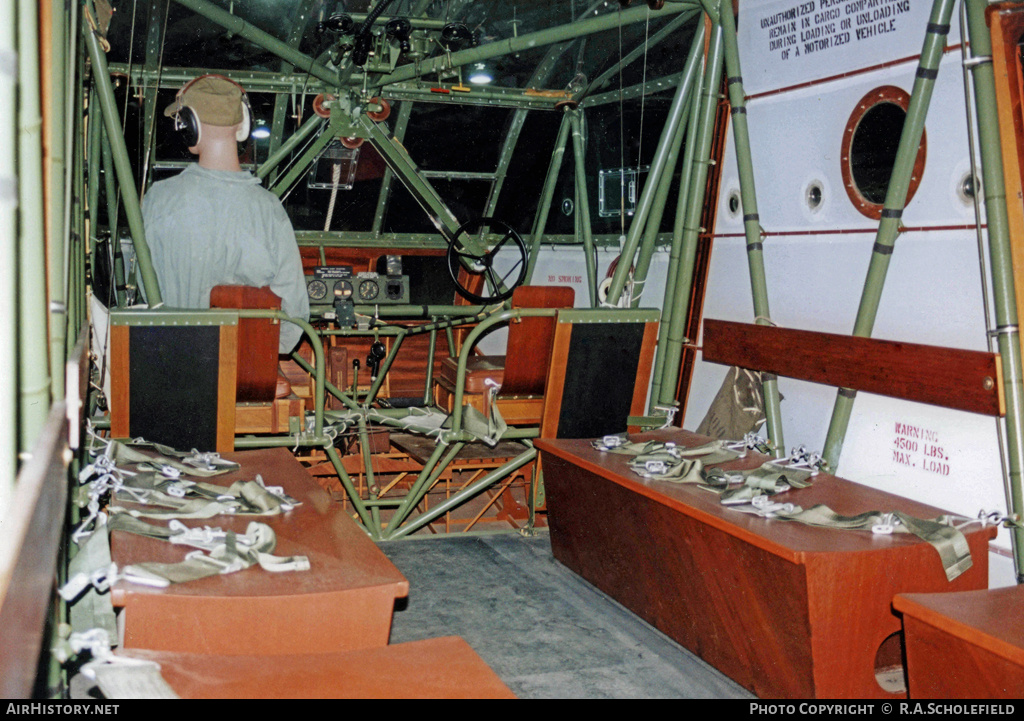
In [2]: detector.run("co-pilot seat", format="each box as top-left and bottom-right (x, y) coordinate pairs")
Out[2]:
(435, 285), (575, 425)
(209, 284), (306, 435)
(109, 286), (304, 454)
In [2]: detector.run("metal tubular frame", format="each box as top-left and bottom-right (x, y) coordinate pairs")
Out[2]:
(569, 109), (599, 306)
(605, 33), (706, 307)
(718, 0), (785, 453)
(17, 0), (51, 454)
(631, 23), (707, 308)
(654, 20), (724, 409)
(83, 0), (162, 307)
(963, 0), (1024, 580)
(821, 0), (955, 468)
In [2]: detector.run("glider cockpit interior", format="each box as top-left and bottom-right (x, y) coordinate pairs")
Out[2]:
(9, 0), (1024, 701)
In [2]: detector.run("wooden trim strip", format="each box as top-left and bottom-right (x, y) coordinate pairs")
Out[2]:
(217, 325), (239, 453)
(702, 319), (1003, 416)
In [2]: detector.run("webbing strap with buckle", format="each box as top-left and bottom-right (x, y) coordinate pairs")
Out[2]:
(728, 502), (974, 581)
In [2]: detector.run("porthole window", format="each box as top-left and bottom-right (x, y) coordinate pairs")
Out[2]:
(841, 86), (927, 219)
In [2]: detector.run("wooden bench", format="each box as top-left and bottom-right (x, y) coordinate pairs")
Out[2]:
(109, 447), (410, 655)
(894, 585), (1024, 698)
(535, 429), (996, 699)
(115, 636), (516, 698)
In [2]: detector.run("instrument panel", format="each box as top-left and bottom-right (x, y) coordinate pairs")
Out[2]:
(306, 265), (410, 305)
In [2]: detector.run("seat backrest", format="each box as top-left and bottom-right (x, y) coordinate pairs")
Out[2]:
(110, 308), (239, 452)
(540, 308), (660, 439)
(499, 285), (575, 397)
(210, 285), (281, 403)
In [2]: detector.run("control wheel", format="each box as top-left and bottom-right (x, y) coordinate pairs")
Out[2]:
(446, 218), (528, 304)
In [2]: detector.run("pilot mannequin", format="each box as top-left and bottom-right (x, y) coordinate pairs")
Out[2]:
(141, 75), (309, 356)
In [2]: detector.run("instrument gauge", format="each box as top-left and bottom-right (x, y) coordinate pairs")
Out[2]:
(334, 280), (353, 300)
(358, 279), (379, 301)
(307, 278), (329, 301)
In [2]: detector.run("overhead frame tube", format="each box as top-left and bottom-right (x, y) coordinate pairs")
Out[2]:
(718, 0), (784, 452)
(170, 0), (339, 87)
(822, 0), (955, 469)
(964, 0), (1024, 580)
(83, 3), (163, 307)
(376, 3), (696, 88)
(655, 20), (723, 409)
(605, 31), (705, 307)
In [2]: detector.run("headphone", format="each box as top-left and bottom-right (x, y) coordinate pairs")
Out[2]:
(172, 74), (252, 147)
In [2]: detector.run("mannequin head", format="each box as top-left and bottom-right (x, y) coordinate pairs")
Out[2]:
(165, 75), (250, 171)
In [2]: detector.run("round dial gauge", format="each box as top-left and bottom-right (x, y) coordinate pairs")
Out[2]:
(307, 278), (328, 301)
(358, 279), (379, 301)
(334, 280), (353, 299)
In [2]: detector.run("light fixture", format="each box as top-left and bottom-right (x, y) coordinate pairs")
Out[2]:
(468, 62), (493, 85)
(251, 119), (270, 140)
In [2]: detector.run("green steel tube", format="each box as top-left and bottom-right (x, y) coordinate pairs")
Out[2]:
(964, 0), (1024, 580)
(423, 327), (438, 406)
(377, 3), (696, 88)
(822, 0), (955, 469)
(631, 24), (706, 306)
(606, 36), (704, 306)
(360, 114), (465, 242)
(382, 439), (463, 537)
(268, 112), (340, 198)
(719, 0), (784, 453)
(569, 110), (598, 307)
(656, 20), (723, 408)
(83, 4), (163, 307)
(47, 0), (68, 401)
(100, 128), (126, 307)
(649, 50), (704, 410)
(324, 444), (376, 535)
(578, 10), (697, 103)
(526, 111), (572, 284)
(87, 89), (102, 305)
(448, 308), (557, 433)
(372, 101), (412, 235)
(171, 0), (339, 86)
(257, 112), (325, 181)
(387, 446), (538, 540)
(356, 414), (382, 531)
(17, 0), (51, 454)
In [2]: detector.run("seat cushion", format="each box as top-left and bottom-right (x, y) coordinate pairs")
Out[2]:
(440, 355), (505, 395)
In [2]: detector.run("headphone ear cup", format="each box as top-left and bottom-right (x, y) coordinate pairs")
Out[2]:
(236, 100), (250, 143)
(176, 106), (201, 147)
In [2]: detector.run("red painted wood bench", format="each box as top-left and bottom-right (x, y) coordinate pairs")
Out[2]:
(536, 429), (996, 699)
(894, 585), (1024, 698)
(110, 447), (409, 655)
(116, 636), (516, 699)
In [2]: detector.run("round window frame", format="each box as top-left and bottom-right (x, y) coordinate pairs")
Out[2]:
(840, 86), (927, 220)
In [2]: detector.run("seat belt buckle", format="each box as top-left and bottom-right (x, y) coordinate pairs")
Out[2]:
(872, 513), (897, 534)
(643, 459), (668, 475)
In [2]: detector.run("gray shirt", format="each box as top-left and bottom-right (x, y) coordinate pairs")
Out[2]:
(142, 164), (309, 352)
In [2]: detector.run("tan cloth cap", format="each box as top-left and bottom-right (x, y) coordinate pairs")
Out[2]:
(164, 75), (244, 126)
